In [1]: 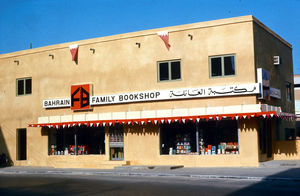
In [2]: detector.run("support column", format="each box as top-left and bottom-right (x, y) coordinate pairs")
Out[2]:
(74, 127), (78, 156)
(196, 122), (199, 155)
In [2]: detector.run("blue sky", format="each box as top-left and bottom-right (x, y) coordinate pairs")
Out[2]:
(1, 0), (300, 73)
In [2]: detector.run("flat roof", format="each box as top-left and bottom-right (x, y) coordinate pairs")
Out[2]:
(0, 15), (292, 59)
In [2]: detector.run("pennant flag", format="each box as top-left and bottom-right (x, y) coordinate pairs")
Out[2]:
(69, 44), (79, 61)
(157, 31), (170, 50)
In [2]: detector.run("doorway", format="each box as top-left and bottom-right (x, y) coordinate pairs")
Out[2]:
(109, 125), (124, 160)
(17, 129), (27, 160)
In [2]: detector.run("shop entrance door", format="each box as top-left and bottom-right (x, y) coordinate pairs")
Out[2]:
(17, 129), (27, 160)
(259, 119), (272, 158)
(109, 125), (124, 161)
(266, 119), (272, 158)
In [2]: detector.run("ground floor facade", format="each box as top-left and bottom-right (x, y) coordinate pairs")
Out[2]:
(0, 104), (295, 169)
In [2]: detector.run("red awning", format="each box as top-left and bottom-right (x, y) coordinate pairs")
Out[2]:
(28, 111), (295, 128)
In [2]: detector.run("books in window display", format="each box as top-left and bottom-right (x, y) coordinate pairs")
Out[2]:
(176, 141), (191, 154)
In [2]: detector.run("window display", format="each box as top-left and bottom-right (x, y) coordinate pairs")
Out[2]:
(160, 119), (239, 155)
(160, 122), (196, 155)
(198, 120), (239, 155)
(48, 126), (105, 155)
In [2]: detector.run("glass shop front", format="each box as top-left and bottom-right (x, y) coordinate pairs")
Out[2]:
(48, 124), (125, 160)
(48, 126), (105, 156)
(160, 119), (239, 155)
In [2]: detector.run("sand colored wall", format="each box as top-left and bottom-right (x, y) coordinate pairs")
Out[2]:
(273, 140), (300, 160)
(123, 119), (260, 167)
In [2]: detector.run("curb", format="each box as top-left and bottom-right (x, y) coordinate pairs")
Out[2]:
(1, 170), (300, 182)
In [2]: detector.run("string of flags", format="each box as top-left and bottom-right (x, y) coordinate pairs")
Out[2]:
(28, 111), (295, 128)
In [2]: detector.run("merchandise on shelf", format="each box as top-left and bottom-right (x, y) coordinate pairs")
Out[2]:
(175, 134), (191, 154)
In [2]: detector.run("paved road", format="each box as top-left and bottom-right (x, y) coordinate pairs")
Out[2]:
(0, 174), (299, 196)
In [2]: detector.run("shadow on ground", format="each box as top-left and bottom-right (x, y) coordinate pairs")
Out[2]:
(227, 168), (300, 196)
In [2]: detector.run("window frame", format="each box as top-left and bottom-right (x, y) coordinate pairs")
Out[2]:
(16, 77), (32, 96)
(157, 59), (182, 82)
(209, 54), (236, 78)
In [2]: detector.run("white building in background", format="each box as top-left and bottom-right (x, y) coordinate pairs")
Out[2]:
(294, 75), (300, 139)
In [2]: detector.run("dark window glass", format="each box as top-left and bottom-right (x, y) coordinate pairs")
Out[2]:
(160, 120), (238, 155)
(171, 61), (181, 80)
(224, 56), (235, 75)
(17, 80), (24, 95)
(48, 126), (106, 155)
(25, 79), (32, 94)
(285, 128), (295, 140)
(286, 82), (292, 101)
(159, 62), (169, 81)
(211, 57), (222, 77)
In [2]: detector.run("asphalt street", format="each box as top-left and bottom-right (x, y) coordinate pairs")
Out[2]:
(0, 174), (300, 196)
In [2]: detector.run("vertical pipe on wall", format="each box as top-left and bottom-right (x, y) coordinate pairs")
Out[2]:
(196, 122), (199, 154)
(74, 127), (78, 156)
(158, 126), (161, 155)
(237, 119), (240, 154)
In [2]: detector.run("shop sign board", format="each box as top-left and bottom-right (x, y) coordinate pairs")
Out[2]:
(70, 84), (91, 110)
(43, 83), (259, 109)
(257, 68), (270, 100)
(90, 83), (259, 106)
(43, 98), (70, 108)
(262, 69), (270, 87)
(270, 87), (281, 99)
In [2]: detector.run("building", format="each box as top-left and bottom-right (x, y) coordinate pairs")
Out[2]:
(0, 15), (297, 169)
(294, 75), (300, 139)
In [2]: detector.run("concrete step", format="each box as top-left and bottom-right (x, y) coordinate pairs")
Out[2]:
(52, 160), (130, 169)
(260, 160), (300, 168)
(114, 165), (184, 171)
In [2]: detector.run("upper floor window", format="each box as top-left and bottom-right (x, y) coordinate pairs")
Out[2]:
(17, 78), (32, 96)
(286, 82), (292, 101)
(210, 55), (235, 77)
(158, 60), (181, 82)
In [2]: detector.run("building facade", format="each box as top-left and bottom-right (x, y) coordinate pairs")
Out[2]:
(0, 15), (297, 168)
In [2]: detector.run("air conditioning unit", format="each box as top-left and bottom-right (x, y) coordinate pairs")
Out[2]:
(274, 56), (281, 65)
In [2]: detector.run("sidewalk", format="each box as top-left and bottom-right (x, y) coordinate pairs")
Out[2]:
(1, 160), (300, 182)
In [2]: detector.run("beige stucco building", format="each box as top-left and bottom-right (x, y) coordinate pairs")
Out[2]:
(0, 15), (298, 169)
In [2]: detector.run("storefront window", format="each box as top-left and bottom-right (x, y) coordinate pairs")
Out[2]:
(160, 120), (239, 155)
(160, 122), (197, 155)
(285, 128), (296, 140)
(48, 126), (105, 155)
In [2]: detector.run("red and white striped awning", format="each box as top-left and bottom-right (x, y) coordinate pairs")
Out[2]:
(28, 111), (294, 128)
